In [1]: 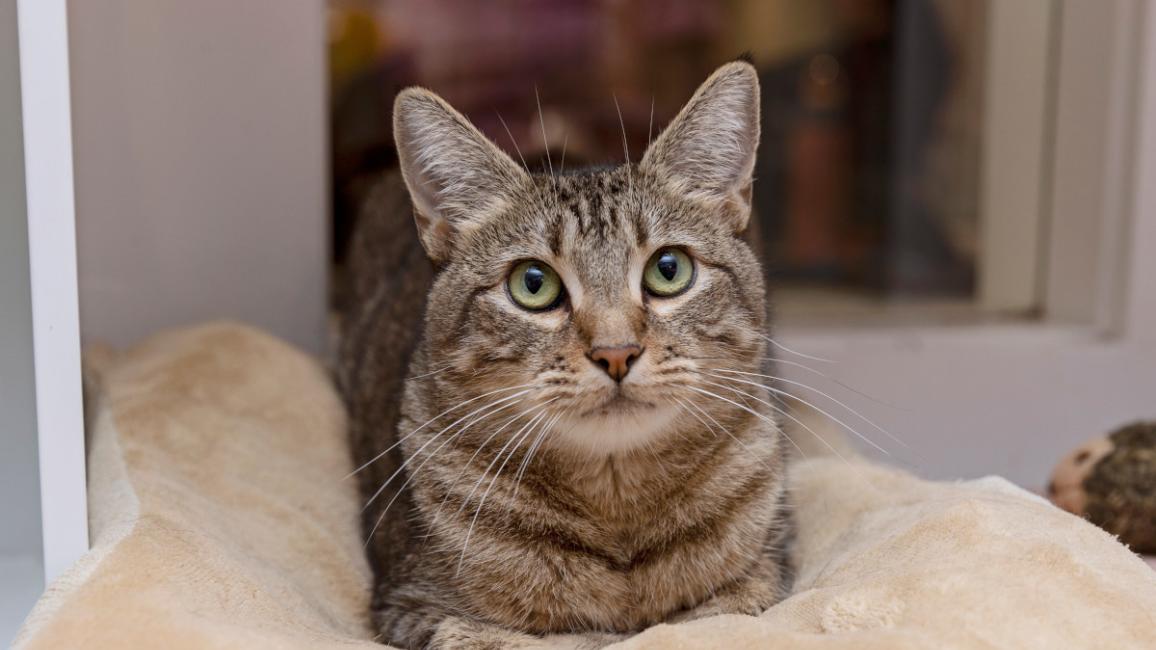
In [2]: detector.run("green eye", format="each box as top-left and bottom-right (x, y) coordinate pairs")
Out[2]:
(507, 260), (564, 311)
(643, 248), (695, 297)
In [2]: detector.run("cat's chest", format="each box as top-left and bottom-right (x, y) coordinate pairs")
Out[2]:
(451, 481), (772, 634)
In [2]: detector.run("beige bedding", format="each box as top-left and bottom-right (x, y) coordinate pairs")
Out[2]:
(15, 323), (1156, 649)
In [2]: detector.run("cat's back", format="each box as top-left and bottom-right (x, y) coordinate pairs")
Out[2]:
(338, 171), (434, 581)
(342, 170), (432, 319)
(340, 167), (434, 446)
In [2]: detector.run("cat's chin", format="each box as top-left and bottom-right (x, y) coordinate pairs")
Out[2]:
(552, 400), (682, 456)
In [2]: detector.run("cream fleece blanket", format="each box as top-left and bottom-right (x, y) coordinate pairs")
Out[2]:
(15, 323), (1156, 649)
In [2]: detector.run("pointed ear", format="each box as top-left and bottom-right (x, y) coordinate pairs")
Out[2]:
(641, 62), (760, 232)
(392, 88), (530, 263)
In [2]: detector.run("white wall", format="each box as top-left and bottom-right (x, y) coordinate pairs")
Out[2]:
(780, 323), (1156, 487)
(69, 1), (329, 354)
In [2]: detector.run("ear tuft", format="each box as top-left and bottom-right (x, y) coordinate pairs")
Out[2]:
(641, 61), (760, 232)
(393, 88), (529, 262)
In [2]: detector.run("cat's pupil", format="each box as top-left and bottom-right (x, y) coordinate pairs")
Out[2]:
(523, 265), (544, 294)
(657, 252), (678, 281)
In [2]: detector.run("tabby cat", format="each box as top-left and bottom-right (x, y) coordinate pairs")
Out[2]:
(339, 61), (793, 649)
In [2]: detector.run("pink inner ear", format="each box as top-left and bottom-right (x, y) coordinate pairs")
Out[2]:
(738, 182), (753, 208)
(432, 218), (453, 242)
(414, 210), (457, 263)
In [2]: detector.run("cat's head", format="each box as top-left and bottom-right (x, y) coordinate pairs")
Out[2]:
(394, 62), (768, 456)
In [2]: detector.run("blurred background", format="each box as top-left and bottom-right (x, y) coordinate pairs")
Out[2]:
(327, 0), (986, 320)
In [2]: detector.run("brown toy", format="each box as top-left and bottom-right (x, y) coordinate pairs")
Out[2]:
(1049, 422), (1156, 554)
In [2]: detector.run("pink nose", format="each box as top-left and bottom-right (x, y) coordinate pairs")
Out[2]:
(589, 344), (643, 382)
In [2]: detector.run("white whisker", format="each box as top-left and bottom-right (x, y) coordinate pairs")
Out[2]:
(713, 369), (908, 451)
(760, 335), (835, 364)
(647, 95), (655, 146)
(704, 371), (890, 456)
(495, 110), (530, 172)
(534, 85), (555, 182)
(362, 394), (535, 547)
(425, 399), (558, 535)
(457, 410), (549, 575)
(347, 383), (538, 478)
(362, 390), (530, 512)
(612, 93), (630, 165)
(672, 397), (719, 440)
(512, 408), (565, 498)
(559, 133), (568, 175)
(686, 385), (850, 466)
(612, 93), (636, 207)
(453, 409), (549, 523)
(683, 387), (806, 460)
(772, 357), (908, 411)
(408, 364), (453, 381)
(363, 396), (527, 544)
(675, 395), (791, 468)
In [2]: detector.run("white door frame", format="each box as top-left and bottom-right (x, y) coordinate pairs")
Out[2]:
(977, 0), (1054, 313)
(16, 0), (88, 585)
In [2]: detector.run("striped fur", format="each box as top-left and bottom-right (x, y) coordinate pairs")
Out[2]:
(340, 62), (792, 649)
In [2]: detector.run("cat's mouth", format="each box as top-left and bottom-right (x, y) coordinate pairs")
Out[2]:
(584, 392), (655, 417)
(557, 388), (679, 454)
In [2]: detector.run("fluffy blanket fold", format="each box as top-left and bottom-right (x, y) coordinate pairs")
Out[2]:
(15, 323), (1156, 649)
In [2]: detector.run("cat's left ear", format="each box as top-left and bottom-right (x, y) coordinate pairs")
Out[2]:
(641, 61), (760, 233)
(393, 87), (531, 263)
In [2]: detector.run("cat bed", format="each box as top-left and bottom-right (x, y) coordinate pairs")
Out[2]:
(15, 323), (1156, 649)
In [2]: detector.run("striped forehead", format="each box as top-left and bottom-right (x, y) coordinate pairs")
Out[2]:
(540, 169), (644, 294)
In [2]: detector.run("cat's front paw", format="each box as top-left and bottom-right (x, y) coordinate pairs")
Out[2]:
(668, 579), (780, 623)
(426, 617), (538, 649)
(534, 632), (627, 650)
(428, 619), (624, 650)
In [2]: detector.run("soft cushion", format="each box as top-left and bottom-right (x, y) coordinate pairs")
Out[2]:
(15, 323), (1156, 649)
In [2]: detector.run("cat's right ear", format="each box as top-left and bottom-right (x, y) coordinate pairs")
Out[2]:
(641, 61), (760, 233)
(393, 88), (530, 263)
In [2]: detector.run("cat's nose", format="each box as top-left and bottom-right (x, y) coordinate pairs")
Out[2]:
(588, 344), (643, 382)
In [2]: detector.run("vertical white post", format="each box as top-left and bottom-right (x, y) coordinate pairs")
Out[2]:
(16, 0), (89, 583)
(1125, 0), (1156, 341)
(977, 0), (1054, 312)
(1044, 0), (1142, 326)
